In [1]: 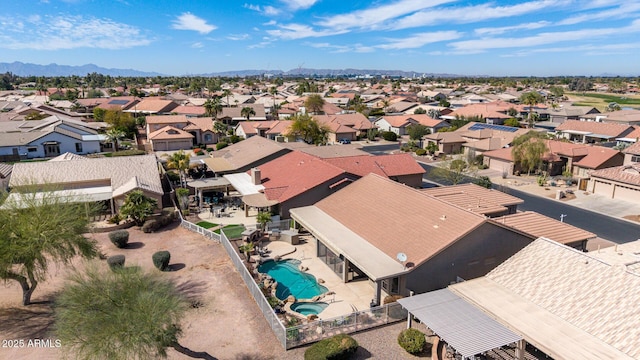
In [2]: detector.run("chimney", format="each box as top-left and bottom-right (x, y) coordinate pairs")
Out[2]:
(251, 167), (261, 185)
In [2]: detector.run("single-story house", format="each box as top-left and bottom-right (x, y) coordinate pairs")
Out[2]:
(6, 153), (163, 213)
(203, 135), (292, 176)
(289, 174), (536, 305)
(588, 163), (640, 202)
(126, 98), (178, 115)
(314, 113), (375, 140)
(218, 104), (267, 124)
(581, 109), (640, 126)
(235, 120), (293, 141)
(423, 132), (466, 155)
(555, 120), (634, 144)
(145, 115), (218, 149)
(420, 183), (523, 217)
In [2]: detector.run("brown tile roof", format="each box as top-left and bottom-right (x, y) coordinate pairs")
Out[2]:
(314, 113), (374, 131)
(408, 114), (448, 128)
(220, 104), (266, 119)
(315, 173), (487, 267)
(424, 131), (466, 143)
(172, 105), (206, 116)
(147, 125), (193, 140)
(555, 120), (633, 138)
(145, 114), (190, 124)
(134, 99), (178, 113)
(590, 163), (640, 186)
(493, 211), (595, 245)
(378, 115), (417, 127)
(284, 144), (371, 158)
(204, 135), (289, 172)
(449, 103), (511, 119)
(622, 139), (640, 155)
(323, 153), (425, 178)
(572, 146), (623, 169)
(256, 151), (346, 202)
(421, 183), (523, 216)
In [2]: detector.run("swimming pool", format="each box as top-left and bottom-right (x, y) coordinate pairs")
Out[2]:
(290, 302), (329, 316)
(258, 259), (328, 300)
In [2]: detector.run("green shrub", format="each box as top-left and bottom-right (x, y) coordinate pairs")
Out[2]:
(415, 148), (427, 156)
(206, 147), (214, 152)
(107, 213), (123, 225)
(152, 251), (171, 271)
(397, 328), (426, 354)
(165, 171), (180, 183)
(141, 219), (157, 233)
(107, 255), (125, 271)
(381, 131), (398, 141)
(110, 149), (146, 157)
(216, 142), (228, 150)
(108, 230), (129, 248)
(304, 334), (358, 360)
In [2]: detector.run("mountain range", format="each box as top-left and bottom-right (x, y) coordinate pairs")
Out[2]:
(0, 61), (460, 78)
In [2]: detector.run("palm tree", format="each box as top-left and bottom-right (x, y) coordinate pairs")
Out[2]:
(241, 106), (256, 121)
(520, 91), (545, 128)
(222, 89), (232, 108)
(55, 264), (215, 360)
(163, 150), (191, 188)
(304, 94), (325, 114)
(203, 98), (222, 121)
(104, 128), (126, 152)
(256, 211), (272, 233)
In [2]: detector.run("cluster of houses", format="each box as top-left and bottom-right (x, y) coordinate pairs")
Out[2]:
(2, 81), (640, 358)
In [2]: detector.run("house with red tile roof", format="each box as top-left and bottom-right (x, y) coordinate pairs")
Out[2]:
(147, 126), (194, 151)
(314, 113), (375, 142)
(588, 163), (640, 202)
(443, 103), (512, 125)
(374, 114), (448, 135)
(555, 120), (634, 144)
(323, 153), (425, 187)
(234, 120), (293, 141)
(126, 98), (178, 115)
(145, 115), (217, 150)
(289, 173), (535, 304)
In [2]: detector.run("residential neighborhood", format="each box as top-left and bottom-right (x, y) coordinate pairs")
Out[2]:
(2, 73), (640, 360)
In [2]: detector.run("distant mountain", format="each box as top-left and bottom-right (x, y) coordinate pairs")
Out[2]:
(0, 62), (164, 77)
(200, 68), (461, 78)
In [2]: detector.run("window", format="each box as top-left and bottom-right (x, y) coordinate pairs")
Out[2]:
(382, 277), (400, 294)
(632, 155), (640, 163)
(204, 134), (212, 142)
(75, 143), (83, 152)
(27, 147), (38, 152)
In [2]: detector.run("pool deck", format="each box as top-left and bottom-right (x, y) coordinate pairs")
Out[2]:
(257, 236), (376, 320)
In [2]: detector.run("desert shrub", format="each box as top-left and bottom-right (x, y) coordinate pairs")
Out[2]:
(383, 294), (404, 304)
(206, 147), (214, 152)
(108, 230), (129, 248)
(152, 251), (171, 271)
(141, 219), (157, 233)
(304, 334), (358, 360)
(397, 328), (426, 354)
(381, 131), (398, 141)
(229, 135), (241, 144)
(110, 149), (146, 157)
(107, 255), (125, 271)
(107, 213), (123, 225)
(216, 142), (228, 150)
(415, 148), (427, 156)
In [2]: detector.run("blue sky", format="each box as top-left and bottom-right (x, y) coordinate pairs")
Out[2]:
(0, 0), (639, 76)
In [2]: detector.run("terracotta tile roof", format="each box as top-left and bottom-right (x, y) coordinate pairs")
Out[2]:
(314, 113), (374, 131)
(285, 144), (370, 158)
(315, 173), (487, 267)
(493, 211), (595, 245)
(147, 125), (193, 140)
(220, 104), (266, 119)
(623, 140), (640, 155)
(572, 146), (623, 169)
(583, 109), (640, 123)
(421, 183), (523, 216)
(323, 153), (425, 178)
(482, 146), (514, 161)
(265, 120), (292, 135)
(378, 115), (417, 128)
(449, 103), (511, 119)
(255, 151), (346, 202)
(408, 114), (448, 128)
(590, 163), (640, 186)
(424, 131), (466, 143)
(555, 120), (633, 138)
(485, 238), (640, 358)
(172, 105), (206, 115)
(133, 99), (178, 113)
(145, 114), (189, 124)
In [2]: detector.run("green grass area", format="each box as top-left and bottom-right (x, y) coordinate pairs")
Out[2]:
(568, 92), (640, 105)
(196, 221), (219, 229)
(215, 224), (246, 239)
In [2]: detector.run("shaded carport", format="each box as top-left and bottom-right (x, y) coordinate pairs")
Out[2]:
(397, 288), (523, 360)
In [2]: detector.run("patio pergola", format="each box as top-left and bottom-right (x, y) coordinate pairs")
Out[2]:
(187, 177), (231, 209)
(397, 288), (523, 360)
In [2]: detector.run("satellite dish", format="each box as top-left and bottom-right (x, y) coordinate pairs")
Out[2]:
(396, 252), (407, 263)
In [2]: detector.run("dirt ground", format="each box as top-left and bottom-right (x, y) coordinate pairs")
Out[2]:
(0, 223), (288, 360)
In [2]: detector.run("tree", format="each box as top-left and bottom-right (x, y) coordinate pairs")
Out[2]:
(119, 190), (158, 226)
(406, 124), (429, 148)
(425, 141), (439, 155)
(511, 131), (549, 175)
(520, 91), (545, 128)
(103, 109), (136, 136)
(104, 128), (126, 152)
(222, 89), (232, 107)
(285, 113), (330, 145)
(203, 98), (222, 120)
(304, 94), (325, 114)
(93, 107), (107, 122)
(163, 150), (191, 188)
(431, 158), (476, 185)
(474, 176), (493, 189)
(241, 106), (256, 121)
(503, 118), (520, 127)
(256, 211), (272, 232)
(427, 108), (441, 119)
(55, 264), (214, 360)
(413, 107), (426, 114)
(0, 185), (98, 305)
(212, 121), (227, 139)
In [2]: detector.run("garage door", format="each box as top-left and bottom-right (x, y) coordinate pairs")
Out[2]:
(489, 159), (513, 175)
(613, 185), (640, 203)
(592, 180), (614, 198)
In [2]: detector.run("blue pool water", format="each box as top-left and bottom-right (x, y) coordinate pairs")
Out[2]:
(291, 302), (329, 316)
(258, 259), (328, 300)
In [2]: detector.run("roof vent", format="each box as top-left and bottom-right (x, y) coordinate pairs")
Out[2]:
(440, 215), (447, 220)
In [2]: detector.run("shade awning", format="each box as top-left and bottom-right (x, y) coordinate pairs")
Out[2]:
(242, 193), (278, 208)
(0, 186), (113, 210)
(397, 288), (522, 359)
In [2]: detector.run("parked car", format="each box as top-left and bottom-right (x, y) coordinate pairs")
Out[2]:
(338, 138), (351, 144)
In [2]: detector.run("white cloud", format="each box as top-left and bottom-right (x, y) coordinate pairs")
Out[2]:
(557, 3), (640, 25)
(450, 20), (640, 51)
(377, 31), (463, 49)
(0, 14), (152, 50)
(191, 42), (204, 48)
(244, 3), (281, 16)
(266, 23), (348, 40)
(227, 33), (250, 41)
(475, 21), (550, 36)
(392, 0), (571, 30)
(316, 0), (454, 31)
(506, 42), (640, 56)
(171, 12), (216, 34)
(280, 0), (318, 10)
